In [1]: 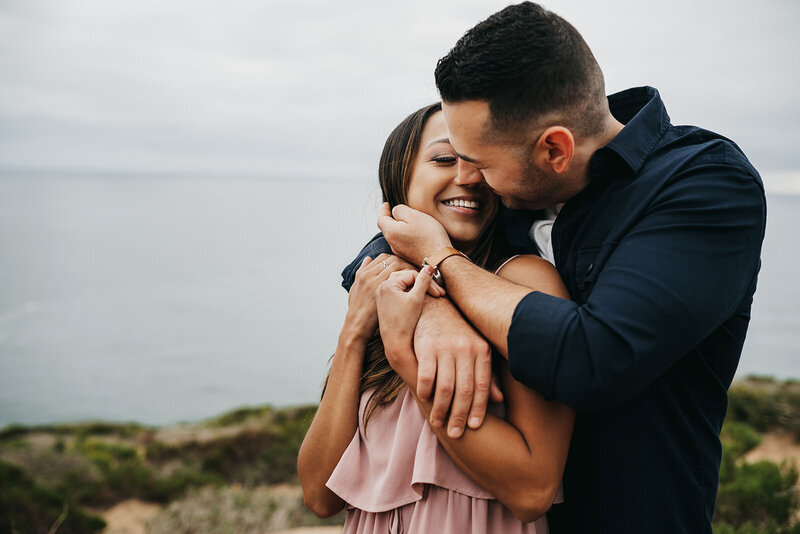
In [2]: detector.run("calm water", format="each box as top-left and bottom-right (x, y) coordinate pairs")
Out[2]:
(0, 175), (797, 426)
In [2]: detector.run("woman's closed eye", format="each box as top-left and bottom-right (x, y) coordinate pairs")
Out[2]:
(432, 156), (457, 164)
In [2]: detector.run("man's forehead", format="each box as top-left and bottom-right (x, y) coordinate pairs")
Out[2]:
(442, 100), (494, 151)
(442, 100), (502, 160)
(442, 100), (492, 133)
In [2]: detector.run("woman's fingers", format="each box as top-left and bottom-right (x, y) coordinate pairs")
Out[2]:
(385, 269), (417, 291)
(358, 250), (444, 299)
(410, 265), (433, 299)
(368, 253), (392, 273)
(427, 280), (446, 298)
(353, 256), (372, 281)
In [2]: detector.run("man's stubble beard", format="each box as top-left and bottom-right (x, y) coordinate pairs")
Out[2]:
(498, 153), (554, 211)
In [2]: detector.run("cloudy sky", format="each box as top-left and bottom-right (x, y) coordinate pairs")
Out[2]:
(1, 0), (798, 191)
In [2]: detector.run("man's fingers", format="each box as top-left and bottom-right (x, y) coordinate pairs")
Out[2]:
(390, 203), (414, 222)
(447, 356), (475, 438)
(430, 355), (455, 428)
(416, 352), (437, 402)
(377, 203), (399, 235)
(489, 375), (504, 403)
(467, 353), (492, 430)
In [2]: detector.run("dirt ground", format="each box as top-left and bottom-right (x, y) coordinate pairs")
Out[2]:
(97, 500), (162, 534)
(272, 529), (342, 534)
(95, 496), (342, 534)
(745, 431), (800, 466)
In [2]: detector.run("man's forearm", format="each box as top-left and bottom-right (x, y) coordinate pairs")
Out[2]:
(438, 255), (531, 357)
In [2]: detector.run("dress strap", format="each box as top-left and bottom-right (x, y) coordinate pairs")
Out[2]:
(494, 254), (522, 274)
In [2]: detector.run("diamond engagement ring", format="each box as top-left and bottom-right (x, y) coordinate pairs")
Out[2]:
(381, 260), (389, 270)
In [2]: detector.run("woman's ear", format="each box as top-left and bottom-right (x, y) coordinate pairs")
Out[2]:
(533, 126), (574, 175)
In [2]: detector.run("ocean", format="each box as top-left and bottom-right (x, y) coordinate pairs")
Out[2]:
(0, 174), (797, 426)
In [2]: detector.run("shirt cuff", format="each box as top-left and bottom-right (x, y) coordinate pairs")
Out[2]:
(507, 291), (577, 401)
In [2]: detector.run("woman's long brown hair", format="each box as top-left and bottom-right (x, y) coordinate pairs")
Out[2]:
(326, 102), (503, 432)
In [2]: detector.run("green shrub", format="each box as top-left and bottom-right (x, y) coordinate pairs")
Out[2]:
(728, 378), (800, 439)
(720, 421), (764, 483)
(0, 424), (29, 440)
(0, 460), (106, 534)
(715, 521), (800, 534)
(208, 405), (274, 427)
(714, 379), (800, 532)
(715, 460), (798, 528)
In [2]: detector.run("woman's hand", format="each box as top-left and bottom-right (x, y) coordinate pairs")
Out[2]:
(343, 254), (413, 341)
(375, 266), (434, 384)
(345, 254), (444, 343)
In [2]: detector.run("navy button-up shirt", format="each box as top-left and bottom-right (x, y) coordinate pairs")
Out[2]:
(341, 87), (766, 534)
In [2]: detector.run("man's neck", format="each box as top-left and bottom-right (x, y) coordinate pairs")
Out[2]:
(565, 115), (626, 199)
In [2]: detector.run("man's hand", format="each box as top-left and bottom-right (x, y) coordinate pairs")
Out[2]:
(377, 202), (502, 438)
(377, 202), (451, 266)
(412, 296), (503, 438)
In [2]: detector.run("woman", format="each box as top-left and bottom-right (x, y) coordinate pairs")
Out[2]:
(298, 103), (574, 533)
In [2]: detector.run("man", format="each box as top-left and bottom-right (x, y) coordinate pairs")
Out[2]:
(342, 3), (766, 532)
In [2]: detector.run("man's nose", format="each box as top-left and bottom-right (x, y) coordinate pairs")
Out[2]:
(454, 158), (485, 186)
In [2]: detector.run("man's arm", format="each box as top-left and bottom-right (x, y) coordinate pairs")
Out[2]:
(503, 165), (765, 410)
(431, 254), (567, 357)
(380, 164), (766, 412)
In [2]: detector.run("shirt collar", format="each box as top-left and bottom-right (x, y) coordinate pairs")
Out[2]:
(597, 86), (671, 176)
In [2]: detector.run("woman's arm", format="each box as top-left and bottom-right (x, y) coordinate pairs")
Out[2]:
(410, 358), (574, 522)
(377, 255), (575, 522)
(297, 254), (411, 518)
(297, 330), (364, 518)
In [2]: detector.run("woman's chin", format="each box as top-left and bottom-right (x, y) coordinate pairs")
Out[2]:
(447, 230), (485, 251)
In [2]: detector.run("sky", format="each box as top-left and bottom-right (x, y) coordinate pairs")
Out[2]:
(1, 0), (799, 192)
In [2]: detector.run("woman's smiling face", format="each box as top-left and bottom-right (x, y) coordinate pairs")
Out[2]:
(406, 111), (498, 252)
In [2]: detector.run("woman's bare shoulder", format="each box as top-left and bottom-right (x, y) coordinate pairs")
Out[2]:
(495, 255), (568, 299)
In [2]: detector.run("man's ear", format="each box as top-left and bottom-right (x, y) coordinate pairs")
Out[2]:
(533, 126), (574, 175)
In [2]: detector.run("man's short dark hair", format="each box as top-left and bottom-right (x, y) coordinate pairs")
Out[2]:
(435, 2), (607, 139)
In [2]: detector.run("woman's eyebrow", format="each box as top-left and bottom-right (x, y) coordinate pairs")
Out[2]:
(425, 137), (451, 149)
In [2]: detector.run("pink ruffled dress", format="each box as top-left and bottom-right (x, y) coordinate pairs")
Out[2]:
(326, 386), (560, 533)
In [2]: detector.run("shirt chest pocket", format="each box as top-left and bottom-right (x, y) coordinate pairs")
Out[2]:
(574, 247), (600, 302)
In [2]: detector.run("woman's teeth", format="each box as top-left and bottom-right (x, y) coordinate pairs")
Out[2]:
(442, 199), (480, 209)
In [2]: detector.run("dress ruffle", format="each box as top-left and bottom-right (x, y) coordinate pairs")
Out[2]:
(326, 387), (559, 534)
(326, 387), (496, 512)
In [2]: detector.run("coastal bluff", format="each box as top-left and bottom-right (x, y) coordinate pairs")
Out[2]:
(1, 377), (798, 534)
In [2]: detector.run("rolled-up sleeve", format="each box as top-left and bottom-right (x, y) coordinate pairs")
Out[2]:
(341, 233), (392, 291)
(508, 164), (766, 411)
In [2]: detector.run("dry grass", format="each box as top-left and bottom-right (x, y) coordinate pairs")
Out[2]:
(146, 484), (344, 534)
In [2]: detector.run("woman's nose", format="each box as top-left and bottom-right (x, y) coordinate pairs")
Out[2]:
(454, 158), (485, 186)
